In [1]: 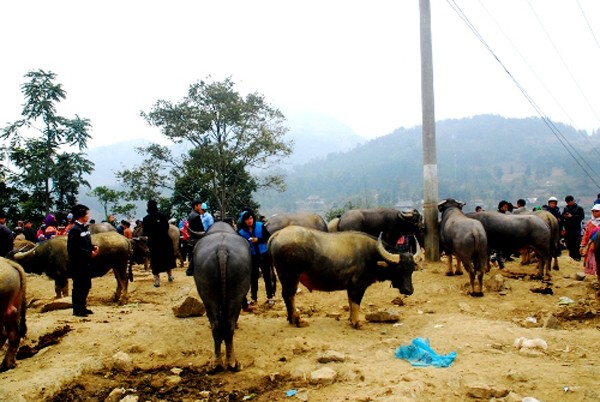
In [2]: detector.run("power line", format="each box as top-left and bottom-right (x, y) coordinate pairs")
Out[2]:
(477, 0), (600, 159)
(445, 0), (600, 188)
(576, 0), (600, 53)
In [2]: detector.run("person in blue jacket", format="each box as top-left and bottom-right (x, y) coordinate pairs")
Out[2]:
(238, 209), (275, 308)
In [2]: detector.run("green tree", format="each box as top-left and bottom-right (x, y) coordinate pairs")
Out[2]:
(1, 69), (93, 216)
(124, 77), (292, 218)
(88, 186), (129, 220)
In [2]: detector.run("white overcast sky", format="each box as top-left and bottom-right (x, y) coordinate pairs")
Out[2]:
(1, 0), (599, 148)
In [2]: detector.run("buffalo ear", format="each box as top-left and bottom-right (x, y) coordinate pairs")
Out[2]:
(377, 261), (389, 267)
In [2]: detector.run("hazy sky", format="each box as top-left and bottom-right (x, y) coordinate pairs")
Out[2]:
(1, 1), (599, 148)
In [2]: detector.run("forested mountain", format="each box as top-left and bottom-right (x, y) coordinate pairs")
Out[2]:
(257, 115), (600, 215)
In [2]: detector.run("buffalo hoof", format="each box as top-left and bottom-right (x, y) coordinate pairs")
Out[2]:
(469, 291), (484, 297)
(207, 363), (225, 375)
(552, 265), (559, 271)
(445, 271), (455, 277)
(351, 321), (364, 329)
(0, 361), (15, 373)
(455, 271), (463, 276)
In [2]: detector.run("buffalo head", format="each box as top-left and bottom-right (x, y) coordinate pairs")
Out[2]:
(376, 234), (415, 295)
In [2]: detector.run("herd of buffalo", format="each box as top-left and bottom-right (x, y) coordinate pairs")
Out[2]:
(1, 198), (596, 372)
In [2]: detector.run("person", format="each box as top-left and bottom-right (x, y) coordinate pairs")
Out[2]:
(120, 220), (133, 240)
(512, 199), (528, 214)
(0, 211), (14, 257)
(199, 203), (215, 232)
(497, 200), (509, 214)
(60, 212), (74, 235)
(543, 196), (561, 222)
(475, 205), (484, 213)
(143, 200), (176, 287)
(491, 201), (510, 268)
(22, 220), (37, 243)
(43, 213), (58, 240)
(107, 214), (117, 229)
(562, 195), (585, 261)
(238, 209), (275, 308)
(185, 200), (206, 276)
(580, 204), (600, 276)
(132, 220), (143, 238)
(67, 204), (99, 317)
(594, 193), (600, 205)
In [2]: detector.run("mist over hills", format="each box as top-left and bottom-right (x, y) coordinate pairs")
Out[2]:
(82, 113), (600, 219)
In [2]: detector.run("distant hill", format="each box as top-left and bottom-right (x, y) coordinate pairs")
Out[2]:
(256, 115), (600, 215)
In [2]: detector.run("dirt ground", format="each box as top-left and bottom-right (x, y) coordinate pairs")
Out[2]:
(1, 253), (600, 402)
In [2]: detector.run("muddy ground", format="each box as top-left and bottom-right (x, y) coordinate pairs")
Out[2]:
(1, 254), (599, 402)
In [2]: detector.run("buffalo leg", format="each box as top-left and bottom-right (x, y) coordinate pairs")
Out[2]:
(445, 254), (454, 276)
(113, 267), (129, 305)
(225, 299), (242, 371)
(280, 278), (306, 327)
(347, 290), (367, 329)
(1, 327), (20, 371)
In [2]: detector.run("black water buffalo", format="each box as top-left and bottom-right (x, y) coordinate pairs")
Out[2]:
(438, 199), (488, 296)
(264, 212), (328, 235)
(336, 208), (423, 247)
(0, 258), (27, 372)
(269, 226), (416, 329)
(10, 232), (133, 304)
(193, 222), (251, 372)
(467, 212), (552, 279)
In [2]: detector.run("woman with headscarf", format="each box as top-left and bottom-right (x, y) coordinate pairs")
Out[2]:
(142, 200), (176, 287)
(238, 209), (275, 308)
(580, 204), (600, 276)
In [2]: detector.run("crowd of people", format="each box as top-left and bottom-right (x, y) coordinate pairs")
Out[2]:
(3, 193), (600, 317)
(481, 194), (598, 274)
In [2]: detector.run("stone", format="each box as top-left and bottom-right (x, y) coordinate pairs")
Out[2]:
(309, 367), (337, 384)
(465, 382), (492, 399)
(110, 351), (134, 373)
(543, 314), (561, 329)
(41, 297), (72, 313)
(172, 296), (206, 318)
(365, 310), (400, 322)
(317, 350), (346, 363)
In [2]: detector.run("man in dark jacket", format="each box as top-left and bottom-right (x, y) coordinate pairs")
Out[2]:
(67, 204), (99, 317)
(0, 211), (14, 257)
(562, 195), (585, 261)
(185, 200), (205, 276)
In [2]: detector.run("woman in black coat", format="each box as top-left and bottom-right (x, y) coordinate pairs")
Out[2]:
(143, 200), (176, 287)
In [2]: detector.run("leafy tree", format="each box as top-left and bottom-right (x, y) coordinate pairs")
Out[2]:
(124, 77), (292, 218)
(88, 186), (132, 220)
(1, 69), (93, 216)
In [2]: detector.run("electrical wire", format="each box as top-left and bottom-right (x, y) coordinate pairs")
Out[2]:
(445, 0), (600, 188)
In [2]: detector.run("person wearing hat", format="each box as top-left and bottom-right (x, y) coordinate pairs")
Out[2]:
(133, 220), (144, 238)
(543, 196), (561, 222)
(199, 203), (214, 233)
(580, 204), (600, 275)
(22, 220), (37, 243)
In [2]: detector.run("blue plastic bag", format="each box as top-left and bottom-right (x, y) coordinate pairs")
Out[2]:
(395, 337), (457, 367)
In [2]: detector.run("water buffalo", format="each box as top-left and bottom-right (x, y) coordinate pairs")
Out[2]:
(467, 212), (552, 280)
(518, 210), (561, 271)
(438, 199), (488, 296)
(269, 226), (416, 329)
(264, 213), (328, 236)
(10, 232), (133, 304)
(327, 217), (340, 232)
(336, 208), (423, 248)
(89, 222), (118, 234)
(0, 258), (27, 372)
(193, 222), (251, 372)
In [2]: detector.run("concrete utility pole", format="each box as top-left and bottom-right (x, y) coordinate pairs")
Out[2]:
(419, 0), (440, 261)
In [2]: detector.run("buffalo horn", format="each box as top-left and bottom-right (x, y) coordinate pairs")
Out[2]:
(12, 246), (37, 261)
(412, 236), (424, 262)
(376, 233), (400, 264)
(399, 209), (414, 219)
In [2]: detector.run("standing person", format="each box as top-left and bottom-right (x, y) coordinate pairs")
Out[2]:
(132, 220), (144, 238)
(199, 203), (215, 232)
(543, 196), (561, 221)
(143, 200), (176, 287)
(120, 220), (133, 240)
(22, 220), (37, 243)
(594, 193), (600, 205)
(185, 200), (206, 276)
(67, 204), (99, 317)
(0, 211), (14, 257)
(580, 204), (600, 276)
(238, 209), (275, 308)
(512, 199), (528, 214)
(562, 195), (585, 261)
